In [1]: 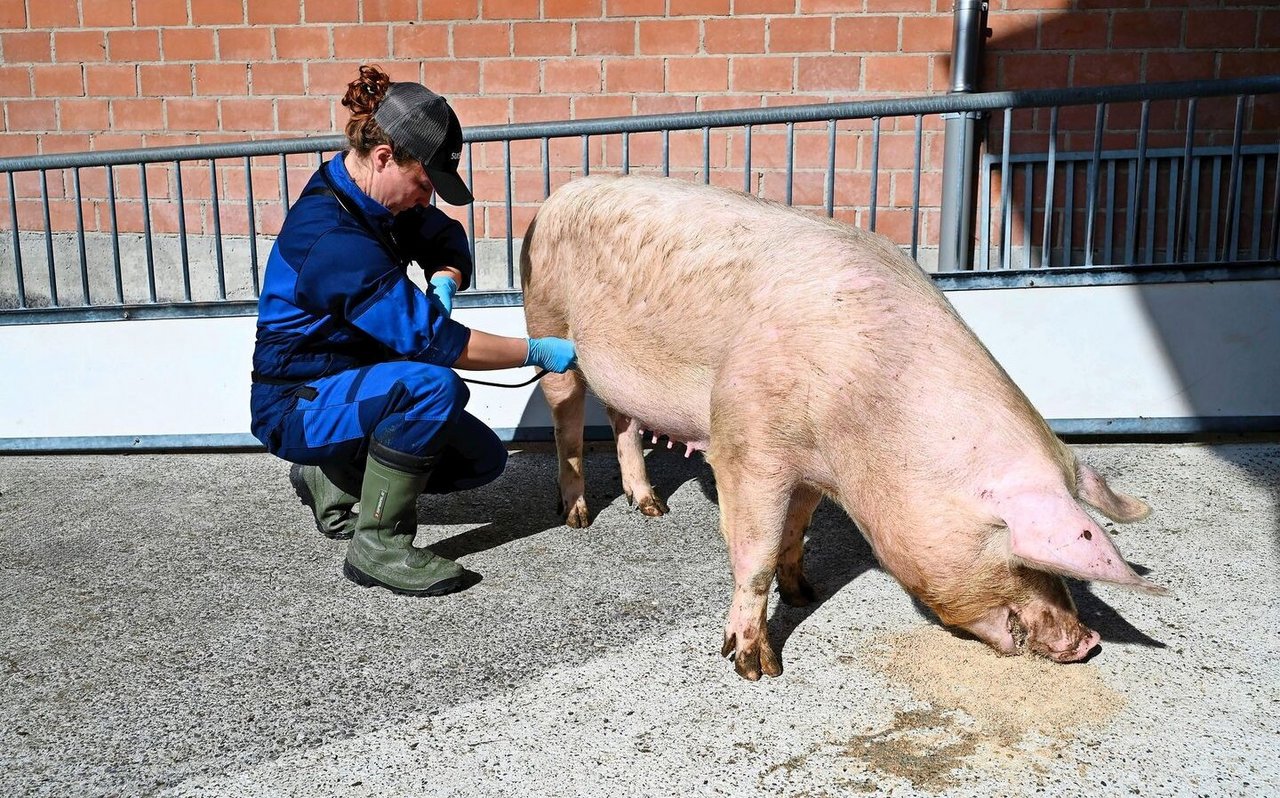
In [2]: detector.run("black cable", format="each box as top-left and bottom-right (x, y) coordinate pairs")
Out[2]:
(459, 369), (549, 388)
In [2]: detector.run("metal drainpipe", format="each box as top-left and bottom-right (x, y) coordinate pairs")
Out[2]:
(937, 0), (990, 272)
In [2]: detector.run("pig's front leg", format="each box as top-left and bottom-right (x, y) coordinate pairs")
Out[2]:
(542, 370), (591, 528)
(607, 410), (669, 518)
(776, 483), (821, 607)
(713, 457), (792, 681)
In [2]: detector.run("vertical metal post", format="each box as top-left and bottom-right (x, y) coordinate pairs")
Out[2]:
(7, 172), (24, 308)
(937, 0), (988, 272)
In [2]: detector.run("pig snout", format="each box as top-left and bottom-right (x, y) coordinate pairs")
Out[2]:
(1010, 602), (1101, 663)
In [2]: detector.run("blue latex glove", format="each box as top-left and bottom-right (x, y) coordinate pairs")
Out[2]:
(524, 337), (577, 373)
(429, 276), (457, 316)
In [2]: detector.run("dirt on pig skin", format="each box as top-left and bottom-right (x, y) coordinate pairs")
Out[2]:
(848, 626), (1124, 792)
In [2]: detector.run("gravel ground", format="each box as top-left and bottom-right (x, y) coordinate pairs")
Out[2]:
(0, 441), (1276, 797)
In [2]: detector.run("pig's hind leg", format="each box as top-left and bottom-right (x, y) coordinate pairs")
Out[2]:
(607, 411), (669, 518)
(776, 484), (821, 607)
(541, 370), (592, 528)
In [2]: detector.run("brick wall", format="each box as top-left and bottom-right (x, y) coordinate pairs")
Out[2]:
(0, 1), (1275, 266)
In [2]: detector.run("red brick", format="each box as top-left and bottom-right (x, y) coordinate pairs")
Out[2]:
(606, 0), (664, 16)
(995, 54), (1069, 90)
(513, 95), (573, 123)
(33, 65), (83, 97)
(423, 60), (481, 95)
(191, 0), (245, 25)
(108, 30), (162, 62)
(481, 0), (538, 19)
(639, 19), (700, 54)
(484, 59), (541, 95)
(732, 56), (793, 92)
(112, 99), (165, 131)
(705, 18), (765, 54)
(574, 95), (634, 119)
(306, 61), (366, 96)
(1263, 11), (1280, 49)
(85, 64), (137, 96)
(424, 0), (480, 20)
(27, 3), (78, 27)
(140, 64), (194, 96)
(7, 100), (56, 131)
(55, 31), (108, 63)
(984, 12), (1040, 51)
(670, 0), (729, 15)
(634, 95), (696, 116)
(1110, 10), (1184, 49)
(605, 58), (663, 93)
(1220, 50), (1280, 80)
(1040, 12), (1111, 51)
(333, 25), (390, 58)
(278, 98), (334, 132)
(514, 22), (573, 56)
(0, 3), (26, 27)
(135, 0), (189, 26)
(1072, 53), (1141, 86)
(83, 0), (135, 27)
(167, 99), (221, 131)
(1145, 52), (1216, 83)
(544, 58), (603, 93)
(3, 32), (52, 63)
(252, 63), (306, 96)
(219, 28), (273, 61)
(770, 16), (832, 53)
(59, 98), (110, 129)
(0, 66), (31, 97)
(667, 57), (729, 92)
(247, 0), (301, 24)
(194, 63), (251, 96)
(576, 21), (635, 55)
(454, 23), (512, 57)
(364, 0), (420, 22)
(449, 96), (509, 125)
(393, 23), (450, 58)
(222, 98), (276, 131)
(163, 28), (216, 61)
(303, 0), (358, 23)
(735, 0), (794, 13)
(1185, 11), (1257, 49)
(834, 17), (899, 53)
(275, 28), (330, 60)
(901, 16), (952, 53)
(861, 0), (930, 11)
(544, 0), (603, 18)
(798, 55), (862, 91)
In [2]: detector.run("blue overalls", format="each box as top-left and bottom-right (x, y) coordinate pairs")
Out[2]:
(249, 155), (506, 489)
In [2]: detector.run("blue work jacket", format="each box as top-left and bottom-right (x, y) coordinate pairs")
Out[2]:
(250, 155), (474, 445)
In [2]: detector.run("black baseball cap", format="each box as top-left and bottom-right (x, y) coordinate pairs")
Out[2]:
(373, 83), (473, 206)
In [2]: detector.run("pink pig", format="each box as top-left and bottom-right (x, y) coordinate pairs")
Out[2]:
(521, 175), (1164, 680)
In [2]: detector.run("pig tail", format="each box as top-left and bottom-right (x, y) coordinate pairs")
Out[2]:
(341, 65), (399, 158)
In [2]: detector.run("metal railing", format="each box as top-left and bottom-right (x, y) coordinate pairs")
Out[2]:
(1, 75), (1277, 325)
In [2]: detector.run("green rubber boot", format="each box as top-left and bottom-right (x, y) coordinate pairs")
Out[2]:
(342, 453), (467, 597)
(289, 462), (362, 540)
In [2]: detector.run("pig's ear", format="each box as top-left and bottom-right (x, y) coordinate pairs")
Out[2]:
(1001, 493), (1168, 596)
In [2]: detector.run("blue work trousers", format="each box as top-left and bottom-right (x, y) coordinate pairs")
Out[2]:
(272, 361), (506, 492)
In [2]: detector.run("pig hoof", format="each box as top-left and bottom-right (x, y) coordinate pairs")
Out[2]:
(778, 577), (817, 608)
(637, 495), (668, 517)
(563, 498), (591, 529)
(721, 634), (783, 680)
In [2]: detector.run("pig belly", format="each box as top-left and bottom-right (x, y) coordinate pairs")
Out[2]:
(576, 347), (712, 446)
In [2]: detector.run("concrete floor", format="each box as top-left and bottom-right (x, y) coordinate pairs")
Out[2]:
(0, 442), (1277, 797)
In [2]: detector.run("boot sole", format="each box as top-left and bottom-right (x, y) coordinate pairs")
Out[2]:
(289, 465), (354, 541)
(342, 560), (467, 597)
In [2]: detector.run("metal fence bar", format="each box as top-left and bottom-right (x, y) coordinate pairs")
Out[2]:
(868, 117), (880, 233)
(622, 131), (631, 176)
(742, 125), (752, 193)
(911, 115), (923, 260)
(701, 127), (710, 184)
(7, 172), (23, 308)
(1103, 160), (1117, 265)
(1000, 107), (1013, 270)
(1083, 103), (1106, 267)
(1208, 157), (1222, 260)
(504, 138), (514, 288)
(1062, 161), (1074, 266)
(978, 156), (991, 270)
(1271, 142), (1280, 260)
(541, 138), (550, 198)
(1250, 152), (1264, 261)
(1174, 98), (1197, 262)
(38, 170), (56, 307)
(209, 159), (226, 299)
(465, 142), (476, 286)
(280, 153), (291, 212)
(1164, 159), (1177, 264)
(826, 120), (837, 219)
(581, 134), (590, 177)
(140, 164), (156, 302)
(1189, 157), (1202, 261)
(1144, 160), (1158, 265)
(1223, 96), (1246, 262)
(106, 165), (123, 303)
(785, 122), (795, 206)
(661, 129), (670, 177)
(175, 162), (192, 301)
(1022, 164), (1033, 269)
(73, 168), (88, 303)
(1124, 100), (1150, 265)
(1041, 106), (1058, 268)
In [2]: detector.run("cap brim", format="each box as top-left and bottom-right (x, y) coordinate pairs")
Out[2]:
(427, 168), (474, 206)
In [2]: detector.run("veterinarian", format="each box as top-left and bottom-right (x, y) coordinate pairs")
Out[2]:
(250, 65), (576, 597)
